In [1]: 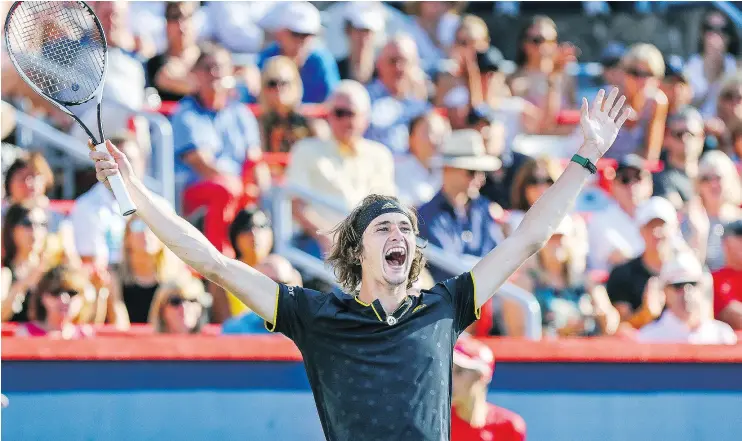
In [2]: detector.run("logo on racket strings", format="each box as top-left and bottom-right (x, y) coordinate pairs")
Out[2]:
(71, 83), (79, 92)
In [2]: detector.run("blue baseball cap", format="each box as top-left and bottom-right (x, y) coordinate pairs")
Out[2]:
(665, 55), (688, 83)
(601, 42), (626, 68)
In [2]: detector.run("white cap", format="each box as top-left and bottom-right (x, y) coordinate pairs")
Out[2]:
(635, 196), (678, 228)
(660, 252), (704, 285)
(442, 85), (469, 109)
(264, 2), (321, 35)
(439, 129), (501, 172)
(346, 5), (385, 32)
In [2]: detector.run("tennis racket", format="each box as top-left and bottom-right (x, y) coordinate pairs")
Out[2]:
(4, 1), (136, 216)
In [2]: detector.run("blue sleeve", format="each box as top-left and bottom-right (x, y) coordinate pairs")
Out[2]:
(240, 106), (261, 149)
(171, 110), (204, 158)
(303, 50), (340, 103)
(435, 272), (479, 335)
(265, 284), (327, 346)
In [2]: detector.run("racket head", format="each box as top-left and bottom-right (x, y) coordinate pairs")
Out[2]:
(4, 1), (108, 108)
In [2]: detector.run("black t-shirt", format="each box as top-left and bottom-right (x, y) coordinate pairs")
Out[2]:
(653, 165), (693, 205)
(605, 255), (655, 311)
(122, 282), (159, 324)
(260, 111), (312, 153)
(480, 151), (531, 210)
(267, 272), (479, 441)
(145, 53), (187, 102)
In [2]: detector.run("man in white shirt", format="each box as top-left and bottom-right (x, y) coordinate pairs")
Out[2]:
(638, 252), (737, 345)
(395, 112), (448, 207)
(587, 154), (654, 271)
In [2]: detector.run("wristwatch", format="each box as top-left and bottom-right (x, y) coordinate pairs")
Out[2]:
(571, 154), (597, 174)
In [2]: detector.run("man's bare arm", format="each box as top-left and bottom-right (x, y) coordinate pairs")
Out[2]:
(91, 142), (278, 321)
(472, 88), (631, 308)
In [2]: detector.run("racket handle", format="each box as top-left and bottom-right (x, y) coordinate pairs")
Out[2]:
(94, 143), (137, 216)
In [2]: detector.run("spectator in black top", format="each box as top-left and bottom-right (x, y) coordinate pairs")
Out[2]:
(336, 6), (384, 84)
(654, 107), (706, 208)
(145, 2), (200, 102)
(661, 56), (694, 118)
(606, 197), (679, 329)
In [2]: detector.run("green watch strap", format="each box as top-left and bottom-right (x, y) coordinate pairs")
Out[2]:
(571, 154), (597, 174)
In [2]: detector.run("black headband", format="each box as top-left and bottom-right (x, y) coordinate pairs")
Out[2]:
(353, 199), (410, 237)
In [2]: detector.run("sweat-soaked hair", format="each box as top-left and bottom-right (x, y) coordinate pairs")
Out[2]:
(325, 194), (426, 293)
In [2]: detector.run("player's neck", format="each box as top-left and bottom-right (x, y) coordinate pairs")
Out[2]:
(358, 279), (408, 314)
(454, 392), (489, 428)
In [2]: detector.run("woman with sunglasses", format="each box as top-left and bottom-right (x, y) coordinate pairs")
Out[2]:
(1, 204), (53, 322)
(258, 56), (327, 154)
(507, 16), (577, 134)
(606, 43), (669, 162)
(15, 265), (94, 339)
(685, 10), (740, 118)
(148, 280), (210, 334)
(691, 151), (742, 271)
(706, 73), (742, 155)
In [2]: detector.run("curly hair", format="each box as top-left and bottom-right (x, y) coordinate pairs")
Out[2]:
(325, 194), (426, 293)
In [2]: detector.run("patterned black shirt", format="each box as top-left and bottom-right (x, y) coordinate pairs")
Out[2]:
(266, 272), (480, 441)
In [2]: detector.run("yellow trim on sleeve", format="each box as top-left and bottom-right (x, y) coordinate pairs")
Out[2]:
(470, 271), (481, 320)
(264, 284), (281, 332)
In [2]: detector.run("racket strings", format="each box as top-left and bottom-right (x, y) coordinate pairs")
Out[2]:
(6, 1), (105, 104)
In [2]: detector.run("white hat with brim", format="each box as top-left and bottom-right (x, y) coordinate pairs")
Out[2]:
(635, 196), (678, 228)
(265, 2), (321, 35)
(660, 252), (704, 286)
(346, 6), (385, 32)
(440, 129), (501, 172)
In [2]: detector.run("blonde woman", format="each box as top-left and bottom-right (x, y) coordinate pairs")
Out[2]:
(707, 73), (742, 155)
(607, 43), (669, 161)
(259, 56), (327, 153)
(148, 279), (210, 334)
(117, 216), (188, 323)
(690, 151), (742, 271)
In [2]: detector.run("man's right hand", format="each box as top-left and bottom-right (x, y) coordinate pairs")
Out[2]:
(89, 140), (135, 190)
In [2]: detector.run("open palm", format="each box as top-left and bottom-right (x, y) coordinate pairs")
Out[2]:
(580, 88), (633, 156)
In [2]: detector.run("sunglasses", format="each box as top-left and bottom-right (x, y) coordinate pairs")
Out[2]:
(289, 31), (313, 39)
(700, 174), (722, 183)
(526, 176), (554, 186)
(19, 217), (48, 229)
(617, 171), (643, 185)
(333, 108), (356, 119)
(702, 23), (728, 34)
(266, 78), (291, 89)
(625, 67), (654, 79)
(671, 129), (702, 139)
(526, 35), (554, 45)
(721, 92), (742, 102)
(49, 289), (79, 297)
(166, 13), (192, 22)
(667, 281), (698, 290)
(166, 296), (195, 307)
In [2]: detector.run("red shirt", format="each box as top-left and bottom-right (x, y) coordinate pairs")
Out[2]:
(451, 403), (526, 441)
(712, 267), (742, 317)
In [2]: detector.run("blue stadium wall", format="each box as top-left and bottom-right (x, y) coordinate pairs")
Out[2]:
(3, 360), (742, 441)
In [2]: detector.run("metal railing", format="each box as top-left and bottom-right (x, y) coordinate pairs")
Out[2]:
(269, 184), (543, 340)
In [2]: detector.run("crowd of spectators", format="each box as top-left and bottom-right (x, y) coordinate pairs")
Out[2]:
(2, 1), (742, 347)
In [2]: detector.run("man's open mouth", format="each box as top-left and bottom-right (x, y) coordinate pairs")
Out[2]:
(384, 246), (407, 267)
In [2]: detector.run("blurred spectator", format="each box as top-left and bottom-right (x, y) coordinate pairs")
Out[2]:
(418, 129), (503, 282)
(225, 207), (274, 316)
(706, 73), (742, 155)
(201, 1), (273, 54)
(72, 1), (146, 143)
(661, 57), (694, 118)
(1, 204), (51, 322)
(222, 254), (303, 335)
(508, 16), (577, 134)
(404, 1), (463, 73)
(606, 197), (679, 328)
(599, 42), (626, 89)
(257, 2), (340, 104)
(287, 80), (396, 258)
(173, 43), (263, 253)
(365, 36), (431, 155)
(510, 216), (612, 337)
(337, 5), (384, 83)
(15, 265), (94, 339)
(686, 10), (739, 117)
(470, 107), (530, 210)
(653, 107), (706, 208)
(638, 252), (736, 344)
(442, 85), (472, 130)
(450, 336), (526, 441)
(506, 157), (558, 234)
(712, 220), (742, 330)
(450, 14), (490, 55)
(395, 112), (449, 207)
(145, 1), (200, 102)
(259, 56), (327, 153)
(119, 216), (187, 324)
(608, 43), (668, 162)
(148, 279), (211, 334)
(587, 154), (653, 271)
(692, 151), (742, 271)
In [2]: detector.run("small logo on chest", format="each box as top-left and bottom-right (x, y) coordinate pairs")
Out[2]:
(412, 304), (427, 313)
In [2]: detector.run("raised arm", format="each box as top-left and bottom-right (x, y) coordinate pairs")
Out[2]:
(89, 141), (278, 321)
(472, 88), (632, 308)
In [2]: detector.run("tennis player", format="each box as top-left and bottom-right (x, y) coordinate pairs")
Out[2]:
(90, 88), (631, 440)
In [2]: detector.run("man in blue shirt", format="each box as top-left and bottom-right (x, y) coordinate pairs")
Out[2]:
(418, 129), (505, 282)
(171, 43), (262, 254)
(93, 88), (632, 441)
(257, 2), (340, 104)
(366, 37), (431, 155)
